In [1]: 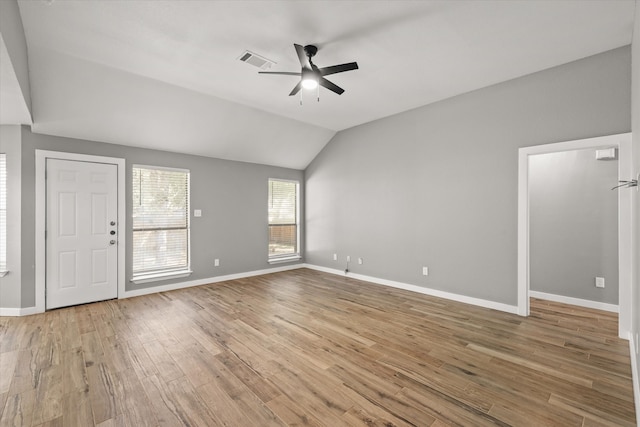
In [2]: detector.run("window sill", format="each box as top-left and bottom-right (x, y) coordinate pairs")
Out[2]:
(131, 270), (192, 284)
(268, 255), (302, 265)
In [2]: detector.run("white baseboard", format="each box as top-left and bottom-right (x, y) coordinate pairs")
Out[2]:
(0, 306), (40, 316)
(529, 290), (619, 313)
(121, 263), (306, 298)
(628, 333), (640, 427)
(0, 264), (307, 316)
(0, 307), (22, 316)
(304, 264), (519, 315)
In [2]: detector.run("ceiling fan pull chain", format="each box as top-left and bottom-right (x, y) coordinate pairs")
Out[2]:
(317, 85), (320, 102)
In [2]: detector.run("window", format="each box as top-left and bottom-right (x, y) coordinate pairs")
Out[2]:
(268, 179), (300, 262)
(0, 154), (6, 275)
(132, 165), (190, 282)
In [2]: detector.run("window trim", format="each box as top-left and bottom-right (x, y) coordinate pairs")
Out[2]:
(131, 164), (191, 282)
(267, 178), (301, 262)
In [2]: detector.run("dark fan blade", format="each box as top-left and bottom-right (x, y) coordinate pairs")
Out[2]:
(258, 71), (301, 76)
(294, 44), (311, 69)
(319, 62), (359, 77)
(319, 77), (344, 95)
(288, 81), (303, 96)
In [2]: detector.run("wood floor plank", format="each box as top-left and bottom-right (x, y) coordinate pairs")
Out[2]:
(30, 365), (63, 426)
(62, 348), (88, 396)
(85, 362), (120, 425)
(0, 390), (36, 427)
(0, 351), (19, 394)
(266, 394), (324, 427)
(196, 379), (257, 426)
(139, 374), (189, 427)
(61, 390), (93, 427)
(164, 377), (219, 427)
(143, 339), (184, 383)
(0, 269), (635, 426)
(120, 338), (158, 381)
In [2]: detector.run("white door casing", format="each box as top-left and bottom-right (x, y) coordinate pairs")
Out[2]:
(517, 133), (632, 339)
(35, 150), (126, 313)
(46, 159), (118, 309)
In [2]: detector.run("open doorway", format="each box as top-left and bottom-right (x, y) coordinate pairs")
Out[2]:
(517, 133), (632, 339)
(528, 148), (619, 311)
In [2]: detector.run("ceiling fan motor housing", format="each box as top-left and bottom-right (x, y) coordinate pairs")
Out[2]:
(304, 45), (318, 59)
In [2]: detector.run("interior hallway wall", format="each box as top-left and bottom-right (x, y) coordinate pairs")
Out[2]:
(529, 148), (619, 304)
(306, 46), (631, 306)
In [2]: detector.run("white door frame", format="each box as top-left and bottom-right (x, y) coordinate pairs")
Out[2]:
(517, 133), (632, 339)
(35, 150), (126, 313)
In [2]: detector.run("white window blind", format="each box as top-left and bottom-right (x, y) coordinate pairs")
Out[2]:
(132, 165), (190, 278)
(0, 154), (6, 273)
(268, 179), (299, 259)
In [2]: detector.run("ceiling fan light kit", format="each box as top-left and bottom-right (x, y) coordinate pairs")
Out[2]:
(301, 69), (318, 90)
(260, 43), (358, 102)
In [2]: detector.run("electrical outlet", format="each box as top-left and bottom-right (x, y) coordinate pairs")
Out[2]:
(595, 277), (605, 288)
(422, 266), (429, 276)
(358, 257), (363, 265)
(346, 255), (351, 262)
(333, 253), (337, 261)
(214, 259), (220, 267)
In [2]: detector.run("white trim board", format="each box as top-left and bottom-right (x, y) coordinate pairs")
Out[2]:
(529, 291), (618, 313)
(517, 133), (632, 339)
(0, 306), (42, 317)
(7, 262), (518, 316)
(305, 264), (519, 314)
(2, 263), (306, 315)
(35, 150), (126, 314)
(122, 263), (304, 298)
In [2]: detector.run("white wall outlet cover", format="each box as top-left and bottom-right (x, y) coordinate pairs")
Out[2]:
(194, 209), (202, 217)
(333, 253), (337, 261)
(214, 258), (220, 266)
(422, 266), (429, 276)
(358, 257), (363, 265)
(346, 256), (350, 262)
(595, 277), (605, 288)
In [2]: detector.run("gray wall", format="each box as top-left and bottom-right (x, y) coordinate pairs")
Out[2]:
(305, 46), (631, 306)
(0, 125), (22, 308)
(529, 149), (618, 304)
(19, 127), (304, 308)
(0, 0), (31, 115)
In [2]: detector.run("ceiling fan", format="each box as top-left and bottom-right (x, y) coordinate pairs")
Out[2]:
(259, 44), (358, 97)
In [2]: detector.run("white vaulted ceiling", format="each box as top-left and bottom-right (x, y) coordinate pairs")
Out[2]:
(8, 0), (637, 169)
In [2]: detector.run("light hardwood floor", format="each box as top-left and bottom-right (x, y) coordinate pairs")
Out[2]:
(0, 268), (635, 426)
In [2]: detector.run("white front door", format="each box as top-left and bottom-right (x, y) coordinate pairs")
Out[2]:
(46, 158), (118, 309)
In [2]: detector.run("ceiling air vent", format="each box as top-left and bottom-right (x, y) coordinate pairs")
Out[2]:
(238, 50), (275, 70)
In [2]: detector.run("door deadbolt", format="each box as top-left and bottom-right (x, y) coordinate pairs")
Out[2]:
(110, 230), (116, 235)
(110, 221), (116, 226)
(110, 240), (116, 245)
